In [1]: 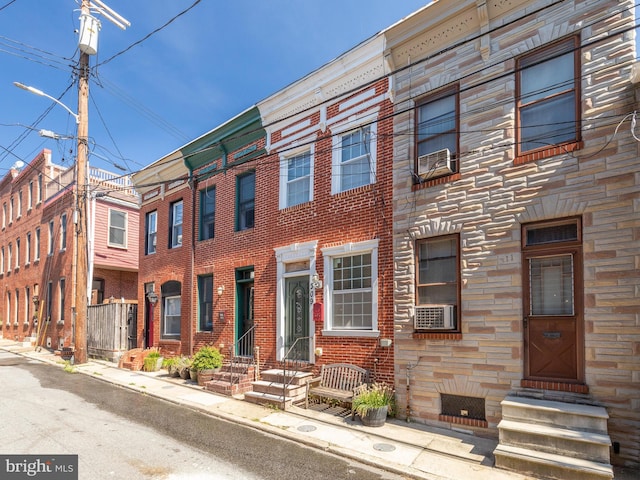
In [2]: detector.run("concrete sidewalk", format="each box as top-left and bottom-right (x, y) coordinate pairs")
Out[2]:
(2, 340), (635, 480)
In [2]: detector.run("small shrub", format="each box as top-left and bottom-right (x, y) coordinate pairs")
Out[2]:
(191, 346), (223, 371)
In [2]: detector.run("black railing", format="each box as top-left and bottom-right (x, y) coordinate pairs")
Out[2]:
(281, 336), (311, 411)
(229, 324), (256, 388)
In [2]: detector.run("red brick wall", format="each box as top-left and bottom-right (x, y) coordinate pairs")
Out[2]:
(136, 79), (395, 383)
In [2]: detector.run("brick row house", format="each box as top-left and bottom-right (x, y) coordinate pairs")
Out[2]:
(386, 0), (639, 471)
(131, 32), (396, 384)
(130, 0), (638, 473)
(0, 149), (139, 354)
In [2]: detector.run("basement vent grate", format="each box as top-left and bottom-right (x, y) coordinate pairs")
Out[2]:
(441, 394), (486, 421)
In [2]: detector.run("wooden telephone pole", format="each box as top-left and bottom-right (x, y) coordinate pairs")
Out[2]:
(74, 0), (129, 364)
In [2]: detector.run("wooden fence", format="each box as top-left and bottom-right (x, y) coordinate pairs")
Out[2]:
(87, 301), (137, 361)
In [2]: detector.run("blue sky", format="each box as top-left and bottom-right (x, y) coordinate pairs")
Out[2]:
(0, 0), (429, 177)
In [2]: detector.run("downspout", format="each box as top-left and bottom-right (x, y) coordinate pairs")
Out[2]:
(186, 163), (195, 357)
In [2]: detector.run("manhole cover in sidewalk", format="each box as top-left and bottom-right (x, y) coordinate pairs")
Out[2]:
(373, 443), (396, 452)
(297, 425), (317, 432)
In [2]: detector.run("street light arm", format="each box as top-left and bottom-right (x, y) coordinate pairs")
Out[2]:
(13, 81), (79, 124)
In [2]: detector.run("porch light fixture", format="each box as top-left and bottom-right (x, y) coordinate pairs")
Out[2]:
(217, 285), (225, 297)
(147, 291), (158, 306)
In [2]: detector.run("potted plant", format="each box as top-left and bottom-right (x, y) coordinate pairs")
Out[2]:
(191, 345), (224, 385)
(143, 350), (163, 372)
(176, 356), (192, 379)
(164, 357), (180, 377)
(352, 383), (395, 427)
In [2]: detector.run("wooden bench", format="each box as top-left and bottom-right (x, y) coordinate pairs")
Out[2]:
(305, 363), (369, 418)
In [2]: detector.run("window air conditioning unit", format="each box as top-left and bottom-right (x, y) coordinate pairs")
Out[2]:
(414, 305), (455, 330)
(417, 148), (453, 178)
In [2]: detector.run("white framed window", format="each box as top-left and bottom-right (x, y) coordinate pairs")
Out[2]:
(332, 121), (377, 194)
(2, 203), (5, 228)
(321, 239), (379, 337)
(25, 232), (31, 265)
(6, 291), (10, 325)
(7, 243), (12, 271)
(17, 191), (22, 218)
(146, 211), (157, 255)
(170, 201), (183, 248)
(34, 227), (40, 261)
(60, 213), (67, 251)
(163, 296), (181, 336)
(9, 197), (13, 223)
(1, 246), (4, 274)
(28, 181), (33, 210)
(24, 286), (30, 325)
(279, 146), (313, 209)
(48, 220), (54, 255)
(37, 174), (43, 203)
(15, 238), (20, 270)
(108, 209), (127, 248)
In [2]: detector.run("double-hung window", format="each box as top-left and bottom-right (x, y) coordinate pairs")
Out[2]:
(15, 238), (20, 270)
(415, 86), (459, 180)
(332, 123), (376, 194)
(169, 201), (183, 248)
(198, 275), (213, 331)
(108, 209), (127, 248)
(48, 220), (54, 255)
(322, 240), (378, 336)
(146, 211), (157, 255)
(517, 36), (580, 157)
(236, 172), (255, 231)
(161, 280), (182, 338)
(60, 213), (67, 251)
(59, 278), (65, 323)
(25, 232), (31, 265)
(199, 187), (215, 241)
(34, 228), (40, 261)
(281, 149), (312, 208)
(415, 235), (460, 331)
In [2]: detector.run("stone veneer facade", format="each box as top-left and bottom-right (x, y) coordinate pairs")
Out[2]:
(387, 0), (639, 467)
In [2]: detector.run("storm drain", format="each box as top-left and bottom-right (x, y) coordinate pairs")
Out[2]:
(373, 443), (396, 452)
(297, 425), (317, 432)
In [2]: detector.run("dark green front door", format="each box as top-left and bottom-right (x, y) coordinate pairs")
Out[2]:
(284, 276), (310, 362)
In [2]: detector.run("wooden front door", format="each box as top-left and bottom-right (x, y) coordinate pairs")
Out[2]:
(522, 219), (583, 383)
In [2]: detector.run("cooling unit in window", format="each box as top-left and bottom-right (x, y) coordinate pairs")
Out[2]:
(417, 148), (453, 178)
(414, 305), (455, 330)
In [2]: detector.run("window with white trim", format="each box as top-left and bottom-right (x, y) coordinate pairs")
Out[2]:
(145, 211), (157, 255)
(15, 238), (20, 270)
(169, 201), (183, 248)
(34, 227), (40, 261)
(60, 213), (67, 251)
(28, 181), (33, 210)
(280, 148), (313, 209)
(25, 232), (31, 265)
(1, 246), (4, 274)
(161, 281), (181, 338)
(58, 278), (65, 323)
(322, 240), (378, 336)
(108, 209), (127, 248)
(332, 123), (377, 194)
(48, 220), (54, 255)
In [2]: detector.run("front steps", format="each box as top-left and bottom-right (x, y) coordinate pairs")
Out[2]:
(244, 369), (312, 409)
(494, 395), (613, 480)
(203, 363), (255, 396)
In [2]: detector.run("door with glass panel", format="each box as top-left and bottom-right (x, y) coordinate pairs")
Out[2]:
(522, 218), (583, 382)
(284, 276), (310, 362)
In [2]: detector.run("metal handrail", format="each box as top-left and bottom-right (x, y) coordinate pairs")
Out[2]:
(281, 336), (312, 411)
(229, 324), (256, 388)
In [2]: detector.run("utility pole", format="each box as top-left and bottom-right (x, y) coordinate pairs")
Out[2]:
(73, 0), (91, 364)
(73, 0), (129, 364)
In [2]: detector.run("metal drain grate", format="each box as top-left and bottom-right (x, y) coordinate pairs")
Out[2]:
(441, 393), (485, 421)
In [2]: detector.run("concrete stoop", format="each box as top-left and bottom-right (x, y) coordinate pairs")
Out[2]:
(244, 369), (312, 409)
(494, 395), (613, 480)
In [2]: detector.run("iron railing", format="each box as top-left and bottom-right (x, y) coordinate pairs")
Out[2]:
(229, 324), (256, 388)
(281, 336), (312, 411)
